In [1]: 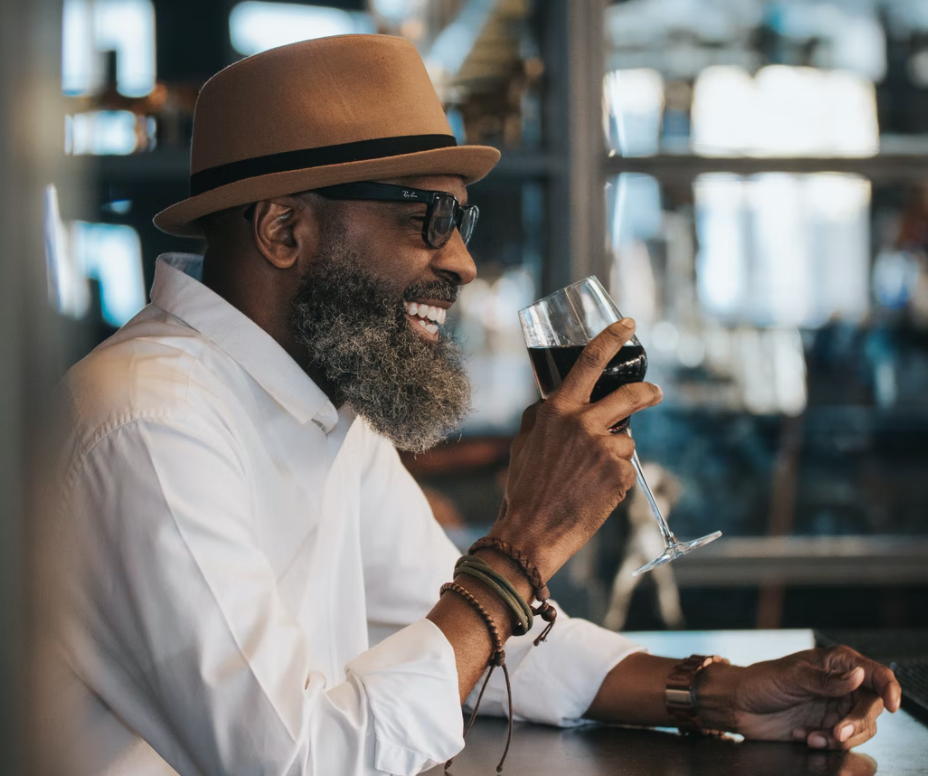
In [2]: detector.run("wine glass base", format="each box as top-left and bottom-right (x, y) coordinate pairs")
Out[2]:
(632, 531), (722, 577)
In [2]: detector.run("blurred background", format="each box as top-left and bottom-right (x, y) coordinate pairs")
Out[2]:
(4, 0), (928, 767)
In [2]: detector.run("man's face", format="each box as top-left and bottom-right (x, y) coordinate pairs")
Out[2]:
(289, 175), (477, 452)
(326, 174), (476, 341)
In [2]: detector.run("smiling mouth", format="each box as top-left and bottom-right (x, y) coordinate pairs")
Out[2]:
(404, 301), (447, 340)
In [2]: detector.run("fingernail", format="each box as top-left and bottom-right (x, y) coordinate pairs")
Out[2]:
(619, 317), (634, 328)
(839, 724), (854, 742)
(840, 668), (861, 681)
(809, 734), (828, 749)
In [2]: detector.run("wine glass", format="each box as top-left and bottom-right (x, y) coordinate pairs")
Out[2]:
(519, 276), (721, 575)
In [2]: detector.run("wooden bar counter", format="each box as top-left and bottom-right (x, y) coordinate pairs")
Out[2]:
(429, 630), (928, 776)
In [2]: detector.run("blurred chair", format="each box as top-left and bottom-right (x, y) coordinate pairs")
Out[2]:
(604, 462), (685, 631)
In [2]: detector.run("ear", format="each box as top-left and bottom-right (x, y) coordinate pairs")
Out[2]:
(251, 196), (317, 269)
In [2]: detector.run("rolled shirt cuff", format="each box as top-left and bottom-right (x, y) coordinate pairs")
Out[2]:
(346, 618), (464, 775)
(465, 609), (646, 728)
(510, 617), (646, 726)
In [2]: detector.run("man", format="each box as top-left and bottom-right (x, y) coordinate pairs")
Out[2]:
(50, 35), (900, 776)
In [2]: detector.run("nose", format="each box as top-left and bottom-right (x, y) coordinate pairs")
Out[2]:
(431, 228), (477, 286)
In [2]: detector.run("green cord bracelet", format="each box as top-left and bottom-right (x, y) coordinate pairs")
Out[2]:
(454, 555), (534, 636)
(456, 565), (531, 636)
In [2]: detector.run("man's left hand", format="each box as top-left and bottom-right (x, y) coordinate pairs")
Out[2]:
(727, 646), (902, 750)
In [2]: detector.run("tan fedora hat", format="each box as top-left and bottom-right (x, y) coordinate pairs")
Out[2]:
(154, 34), (500, 238)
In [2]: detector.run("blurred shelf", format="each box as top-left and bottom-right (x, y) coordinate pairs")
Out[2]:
(671, 536), (928, 587)
(64, 148), (569, 183)
(604, 153), (928, 182)
(89, 146), (928, 185)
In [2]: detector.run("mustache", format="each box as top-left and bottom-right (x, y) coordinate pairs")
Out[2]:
(403, 279), (459, 305)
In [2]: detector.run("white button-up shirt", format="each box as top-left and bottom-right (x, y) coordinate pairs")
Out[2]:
(50, 253), (643, 776)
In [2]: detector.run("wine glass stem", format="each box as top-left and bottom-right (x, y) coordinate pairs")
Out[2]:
(630, 450), (678, 548)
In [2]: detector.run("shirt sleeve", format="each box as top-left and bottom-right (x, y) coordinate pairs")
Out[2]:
(357, 428), (645, 729)
(61, 415), (464, 776)
(462, 605), (647, 727)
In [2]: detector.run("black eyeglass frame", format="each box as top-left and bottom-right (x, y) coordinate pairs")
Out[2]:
(309, 181), (479, 249)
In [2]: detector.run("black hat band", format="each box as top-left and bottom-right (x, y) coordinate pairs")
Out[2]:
(189, 134), (458, 197)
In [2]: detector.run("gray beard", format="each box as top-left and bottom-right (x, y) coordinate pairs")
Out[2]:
(289, 237), (471, 453)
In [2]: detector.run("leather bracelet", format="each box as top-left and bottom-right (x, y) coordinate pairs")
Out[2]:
(665, 654), (730, 736)
(455, 555), (533, 636)
(469, 537), (550, 601)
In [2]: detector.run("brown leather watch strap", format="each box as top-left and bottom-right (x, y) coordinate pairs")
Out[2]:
(665, 654), (730, 735)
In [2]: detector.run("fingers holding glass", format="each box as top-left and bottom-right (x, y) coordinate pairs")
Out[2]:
(519, 277), (723, 576)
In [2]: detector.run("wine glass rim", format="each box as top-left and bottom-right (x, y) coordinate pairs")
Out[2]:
(518, 275), (603, 314)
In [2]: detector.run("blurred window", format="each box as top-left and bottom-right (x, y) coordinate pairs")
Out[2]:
(691, 66), (878, 157)
(695, 173), (871, 326)
(605, 0), (886, 80)
(45, 189), (146, 328)
(607, 172), (872, 416)
(44, 185), (87, 322)
(65, 110), (154, 155)
(229, 2), (374, 56)
(604, 69), (664, 157)
(72, 221), (146, 327)
(601, 1), (928, 564)
(62, 0), (155, 97)
(603, 0), (928, 155)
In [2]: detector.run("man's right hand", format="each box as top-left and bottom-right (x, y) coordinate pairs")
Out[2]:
(489, 319), (663, 581)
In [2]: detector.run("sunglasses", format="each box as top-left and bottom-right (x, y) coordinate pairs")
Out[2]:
(311, 181), (479, 249)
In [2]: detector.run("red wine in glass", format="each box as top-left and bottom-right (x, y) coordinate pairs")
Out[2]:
(528, 344), (648, 399)
(528, 344), (647, 431)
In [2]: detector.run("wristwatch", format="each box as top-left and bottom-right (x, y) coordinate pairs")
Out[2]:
(665, 654), (730, 735)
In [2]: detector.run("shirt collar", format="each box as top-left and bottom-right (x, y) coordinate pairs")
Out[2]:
(150, 252), (339, 432)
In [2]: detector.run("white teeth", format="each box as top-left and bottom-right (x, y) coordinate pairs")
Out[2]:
(413, 317), (439, 336)
(407, 302), (448, 328)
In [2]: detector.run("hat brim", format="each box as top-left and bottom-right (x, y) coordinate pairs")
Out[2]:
(153, 144), (501, 238)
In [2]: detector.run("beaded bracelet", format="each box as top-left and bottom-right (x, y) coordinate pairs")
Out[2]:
(440, 582), (513, 773)
(469, 537), (558, 645)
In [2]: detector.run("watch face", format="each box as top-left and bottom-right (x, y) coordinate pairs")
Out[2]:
(666, 688), (695, 708)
